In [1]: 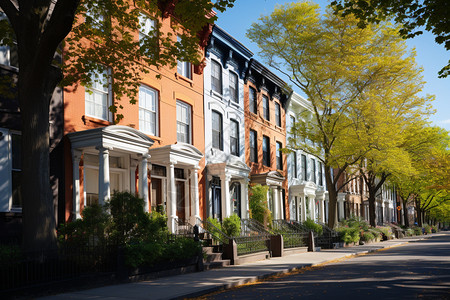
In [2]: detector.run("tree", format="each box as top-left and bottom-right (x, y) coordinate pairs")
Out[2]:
(247, 2), (429, 228)
(331, 0), (450, 77)
(0, 0), (235, 253)
(391, 126), (450, 226)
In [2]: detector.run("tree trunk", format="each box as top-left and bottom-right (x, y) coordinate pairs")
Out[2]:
(19, 64), (61, 253)
(416, 203), (423, 227)
(402, 198), (409, 227)
(368, 191), (376, 227)
(324, 167), (338, 229)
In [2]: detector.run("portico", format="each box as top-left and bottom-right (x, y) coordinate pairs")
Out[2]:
(206, 158), (250, 220)
(148, 142), (203, 233)
(67, 125), (154, 220)
(250, 171), (286, 220)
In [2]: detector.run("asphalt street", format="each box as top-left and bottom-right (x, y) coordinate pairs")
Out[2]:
(198, 232), (450, 300)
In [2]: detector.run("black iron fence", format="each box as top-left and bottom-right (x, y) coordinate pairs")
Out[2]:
(0, 243), (118, 293)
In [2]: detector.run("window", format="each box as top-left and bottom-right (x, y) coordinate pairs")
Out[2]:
(275, 102), (281, 127)
(249, 87), (257, 114)
(230, 119), (239, 156)
(138, 14), (156, 45)
(318, 161), (323, 186)
(176, 100), (191, 144)
(276, 142), (283, 170)
(250, 130), (257, 163)
(311, 158), (316, 183)
(11, 133), (21, 209)
(85, 66), (111, 121)
(0, 11), (17, 68)
(301, 154), (307, 181)
(85, 3), (106, 31)
(139, 85), (158, 136)
(177, 36), (192, 79)
(263, 135), (270, 167)
(292, 151), (298, 178)
(263, 95), (269, 120)
(229, 71), (239, 103)
(211, 60), (222, 94)
(212, 110), (223, 150)
(289, 115), (296, 138)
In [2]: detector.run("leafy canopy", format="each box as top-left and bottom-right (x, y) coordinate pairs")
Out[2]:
(331, 0), (450, 78)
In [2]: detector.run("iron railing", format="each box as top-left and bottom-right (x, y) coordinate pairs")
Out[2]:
(0, 244), (118, 293)
(195, 217), (230, 245)
(175, 218), (195, 238)
(273, 219), (308, 249)
(235, 219), (272, 255)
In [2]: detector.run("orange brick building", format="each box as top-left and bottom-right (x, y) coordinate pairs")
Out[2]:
(63, 10), (208, 232)
(244, 59), (290, 220)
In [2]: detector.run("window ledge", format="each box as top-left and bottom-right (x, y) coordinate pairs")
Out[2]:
(210, 90), (223, 100)
(175, 73), (193, 87)
(82, 115), (113, 126)
(229, 100), (240, 109)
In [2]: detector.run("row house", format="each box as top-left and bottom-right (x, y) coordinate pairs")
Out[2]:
(203, 26), (253, 221)
(244, 59), (290, 221)
(286, 92), (328, 223)
(338, 172), (399, 225)
(63, 9), (208, 233)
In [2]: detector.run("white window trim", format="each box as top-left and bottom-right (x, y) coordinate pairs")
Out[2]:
(176, 100), (192, 144)
(85, 66), (113, 121)
(139, 85), (159, 136)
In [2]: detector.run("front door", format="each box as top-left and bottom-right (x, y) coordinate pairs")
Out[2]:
(175, 180), (185, 221)
(211, 177), (221, 220)
(151, 178), (164, 213)
(230, 182), (241, 218)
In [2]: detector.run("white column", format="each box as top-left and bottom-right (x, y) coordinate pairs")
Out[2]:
(240, 178), (249, 219)
(273, 186), (279, 220)
(139, 153), (150, 212)
(301, 195), (307, 222)
(71, 149), (82, 220)
(129, 158), (138, 195)
(97, 146), (110, 206)
(220, 174), (231, 219)
(190, 166), (200, 225)
(337, 193), (346, 221)
(167, 162), (177, 233)
(318, 195), (325, 223)
(309, 195), (316, 220)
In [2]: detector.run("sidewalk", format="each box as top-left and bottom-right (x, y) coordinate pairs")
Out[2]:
(38, 236), (432, 300)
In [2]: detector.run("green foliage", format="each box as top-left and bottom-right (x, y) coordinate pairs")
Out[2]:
(331, 0), (450, 77)
(377, 226), (393, 240)
(249, 184), (272, 228)
(412, 226), (423, 235)
(340, 216), (369, 231)
(58, 192), (199, 268)
(423, 224), (432, 234)
(303, 219), (323, 236)
(336, 226), (360, 244)
(222, 214), (241, 237)
(206, 217), (227, 243)
(0, 244), (22, 265)
(360, 231), (375, 242)
(62, 0), (236, 121)
(125, 237), (201, 268)
(58, 204), (110, 247)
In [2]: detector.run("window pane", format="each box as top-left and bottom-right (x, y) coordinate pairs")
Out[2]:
(275, 102), (281, 126)
(212, 111), (222, 150)
(230, 120), (239, 156)
(211, 60), (222, 94)
(263, 95), (269, 120)
(249, 87), (257, 114)
(250, 130), (257, 163)
(139, 85), (158, 136)
(230, 72), (238, 103)
(177, 101), (191, 144)
(276, 142), (282, 170)
(263, 136), (270, 167)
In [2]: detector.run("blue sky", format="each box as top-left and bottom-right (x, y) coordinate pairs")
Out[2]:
(216, 0), (450, 131)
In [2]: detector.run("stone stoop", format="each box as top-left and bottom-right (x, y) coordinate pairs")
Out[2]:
(202, 246), (231, 270)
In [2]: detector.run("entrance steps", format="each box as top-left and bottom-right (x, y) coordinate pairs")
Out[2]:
(202, 246), (230, 270)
